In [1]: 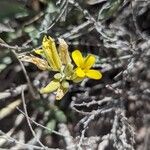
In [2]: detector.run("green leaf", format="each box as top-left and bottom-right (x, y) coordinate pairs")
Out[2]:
(45, 119), (56, 134)
(55, 109), (67, 123)
(29, 29), (40, 46)
(0, 0), (28, 21)
(98, 0), (123, 20)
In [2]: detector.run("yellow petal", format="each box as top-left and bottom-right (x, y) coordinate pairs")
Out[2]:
(40, 79), (60, 94)
(72, 50), (84, 67)
(48, 36), (62, 70)
(71, 69), (84, 83)
(42, 36), (62, 71)
(58, 38), (71, 64)
(34, 49), (44, 56)
(83, 54), (96, 69)
(76, 68), (85, 78)
(85, 69), (102, 80)
(42, 36), (57, 70)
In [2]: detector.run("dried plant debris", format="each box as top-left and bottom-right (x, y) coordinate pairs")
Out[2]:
(0, 0), (150, 150)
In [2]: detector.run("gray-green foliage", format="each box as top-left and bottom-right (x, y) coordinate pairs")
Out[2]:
(98, 0), (124, 20)
(0, 0), (28, 21)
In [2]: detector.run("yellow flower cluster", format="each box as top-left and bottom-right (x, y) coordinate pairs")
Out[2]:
(20, 36), (102, 100)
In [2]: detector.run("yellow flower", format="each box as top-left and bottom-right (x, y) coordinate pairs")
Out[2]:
(20, 35), (103, 100)
(72, 50), (102, 80)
